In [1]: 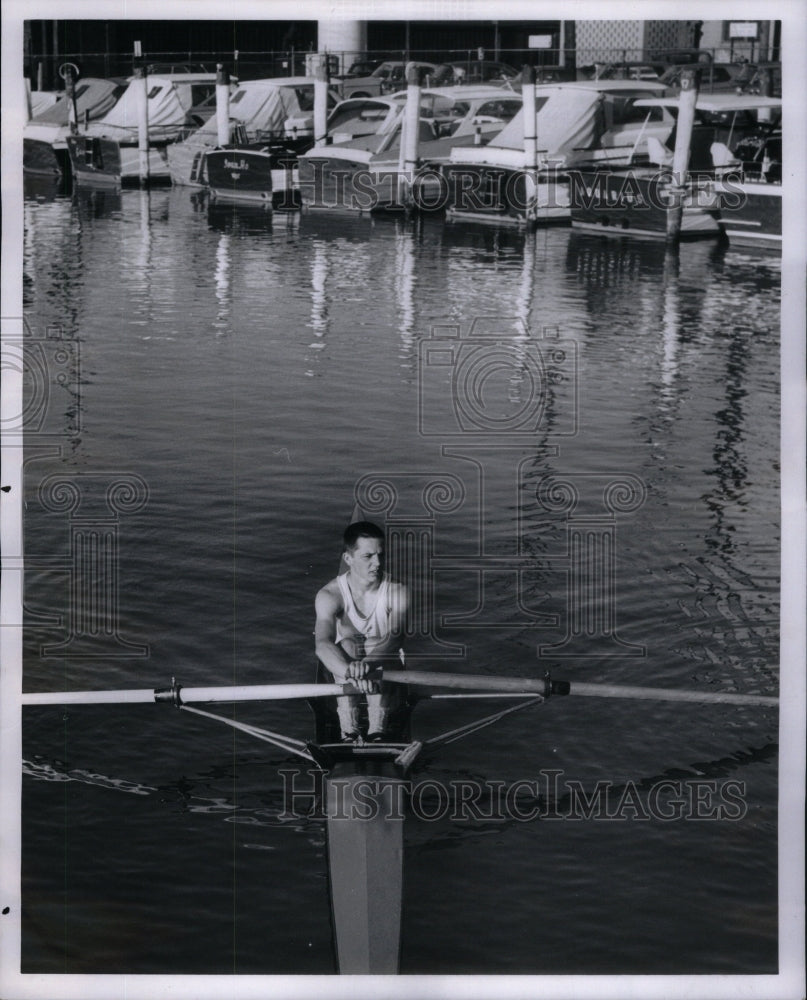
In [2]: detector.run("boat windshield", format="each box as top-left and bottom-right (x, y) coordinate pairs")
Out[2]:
(328, 101), (393, 130)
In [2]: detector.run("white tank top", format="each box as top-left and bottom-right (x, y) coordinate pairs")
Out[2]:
(335, 572), (398, 658)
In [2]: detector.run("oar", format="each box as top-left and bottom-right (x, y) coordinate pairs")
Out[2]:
(379, 669), (778, 708)
(21, 679), (372, 707)
(20, 672), (778, 709)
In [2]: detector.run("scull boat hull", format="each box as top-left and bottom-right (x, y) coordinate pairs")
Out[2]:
(310, 661), (415, 973)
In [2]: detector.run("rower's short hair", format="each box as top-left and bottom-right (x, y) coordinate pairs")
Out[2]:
(343, 520), (384, 551)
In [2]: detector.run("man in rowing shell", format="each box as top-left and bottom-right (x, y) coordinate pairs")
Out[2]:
(315, 520), (408, 742)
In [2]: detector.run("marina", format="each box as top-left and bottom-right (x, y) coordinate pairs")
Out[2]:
(10, 180), (789, 980)
(3, 9), (804, 1000)
(19, 24), (785, 246)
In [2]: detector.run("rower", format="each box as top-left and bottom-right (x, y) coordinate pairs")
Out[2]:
(314, 521), (409, 742)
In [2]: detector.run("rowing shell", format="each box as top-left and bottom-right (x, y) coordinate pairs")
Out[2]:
(308, 661), (418, 974)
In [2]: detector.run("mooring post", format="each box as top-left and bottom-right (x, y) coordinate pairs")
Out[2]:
(314, 58), (329, 148)
(134, 66), (150, 188)
(215, 64), (230, 147)
(666, 67), (701, 241)
(757, 68), (774, 122)
(521, 65), (538, 223)
(65, 65), (77, 134)
(398, 62), (421, 209)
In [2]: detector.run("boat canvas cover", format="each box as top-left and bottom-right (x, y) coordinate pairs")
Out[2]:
(29, 91), (59, 117)
(488, 87), (605, 156)
(27, 79), (123, 126)
(195, 78), (314, 139)
(84, 75), (215, 136)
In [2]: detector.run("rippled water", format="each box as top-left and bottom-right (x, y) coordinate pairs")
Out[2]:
(19, 181), (780, 976)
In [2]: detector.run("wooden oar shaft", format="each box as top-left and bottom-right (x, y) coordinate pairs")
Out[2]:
(383, 669), (548, 693)
(568, 682), (778, 708)
(381, 669), (777, 707)
(22, 681), (356, 707)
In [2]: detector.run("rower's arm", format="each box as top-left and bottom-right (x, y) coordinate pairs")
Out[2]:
(314, 586), (352, 683)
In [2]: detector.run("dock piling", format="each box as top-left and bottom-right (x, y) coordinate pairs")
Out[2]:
(666, 67), (701, 241)
(65, 66), (77, 134)
(134, 66), (150, 188)
(215, 64), (231, 147)
(521, 65), (538, 224)
(314, 58), (329, 148)
(398, 62), (422, 209)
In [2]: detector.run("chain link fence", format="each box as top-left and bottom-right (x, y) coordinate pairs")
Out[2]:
(26, 44), (767, 93)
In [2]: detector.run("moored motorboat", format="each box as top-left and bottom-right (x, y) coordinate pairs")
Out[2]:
(711, 124), (782, 250)
(170, 76), (338, 207)
(440, 78), (670, 227)
(568, 92), (782, 240)
(299, 85), (522, 212)
(64, 71), (220, 187)
(24, 76), (125, 180)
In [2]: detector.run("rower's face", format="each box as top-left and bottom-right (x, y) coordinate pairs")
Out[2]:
(346, 537), (384, 584)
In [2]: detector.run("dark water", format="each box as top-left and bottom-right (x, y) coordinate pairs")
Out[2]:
(20, 182), (780, 976)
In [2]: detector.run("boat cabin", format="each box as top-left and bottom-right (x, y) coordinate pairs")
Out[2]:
(632, 93), (782, 173)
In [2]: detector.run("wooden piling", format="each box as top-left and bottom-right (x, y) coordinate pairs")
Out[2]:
(215, 64), (231, 147)
(666, 67), (701, 241)
(65, 66), (77, 133)
(314, 59), (329, 148)
(757, 68), (774, 122)
(521, 65), (538, 224)
(399, 62), (421, 208)
(134, 66), (150, 188)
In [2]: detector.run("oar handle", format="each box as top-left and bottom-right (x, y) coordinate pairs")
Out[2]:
(22, 679), (372, 707)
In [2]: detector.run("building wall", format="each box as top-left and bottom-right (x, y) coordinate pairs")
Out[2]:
(575, 19), (693, 65)
(699, 19), (777, 62)
(574, 20), (645, 64)
(644, 21), (693, 53)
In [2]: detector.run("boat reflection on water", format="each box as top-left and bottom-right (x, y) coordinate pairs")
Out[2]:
(72, 184), (123, 219)
(205, 197), (296, 237)
(23, 172), (71, 203)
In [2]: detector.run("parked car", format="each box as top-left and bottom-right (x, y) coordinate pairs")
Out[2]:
(336, 60), (438, 98)
(533, 65), (578, 84)
(659, 62), (756, 93)
(647, 48), (713, 66)
(338, 58), (384, 79)
(587, 61), (666, 82)
(737, 62), (782, 97)
(431, 60), (520, 87)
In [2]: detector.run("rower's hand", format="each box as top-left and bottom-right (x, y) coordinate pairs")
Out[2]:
(344, 659), (380, 693)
